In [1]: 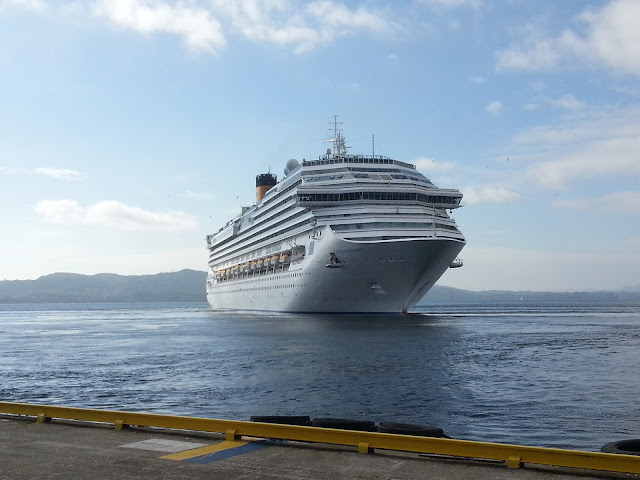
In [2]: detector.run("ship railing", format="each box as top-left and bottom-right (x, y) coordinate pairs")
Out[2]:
(303, 156), (416, 170)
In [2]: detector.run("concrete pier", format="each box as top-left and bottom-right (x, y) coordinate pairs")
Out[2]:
(1, 414), (637, 480)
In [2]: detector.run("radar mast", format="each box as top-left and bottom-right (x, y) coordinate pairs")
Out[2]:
(325, 115), (349, 157)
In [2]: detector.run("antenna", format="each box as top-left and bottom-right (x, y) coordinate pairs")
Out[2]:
(321, 115), (349, 157)
(372, 134), (375, 156)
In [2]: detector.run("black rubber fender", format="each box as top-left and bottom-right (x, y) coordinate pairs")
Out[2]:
(377, 422), (446, 438)
(311, 417), (376, 431)
(601, 439), (640, 455)
(249, 415), (311, 426)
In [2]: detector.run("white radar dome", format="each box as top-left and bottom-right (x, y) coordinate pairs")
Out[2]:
(284, 158), (300, 177)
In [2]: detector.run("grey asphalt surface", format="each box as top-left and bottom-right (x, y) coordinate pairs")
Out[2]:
(0, 416), (636, 480)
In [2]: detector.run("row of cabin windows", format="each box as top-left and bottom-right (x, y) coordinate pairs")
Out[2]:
(303, 156), (415, 170)
(210, 200), (298, 254)
(211, 217), (312, 265)
(304, 173), (432, 185)
(257, 179), (302, 209)
(303, 167), (434, 185)
(296, 191), (461, 205)
(330, 222), (459, 232)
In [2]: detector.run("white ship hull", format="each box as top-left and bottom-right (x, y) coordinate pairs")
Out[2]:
(207, 230), (464, 313)
(205, 118), (466, 314)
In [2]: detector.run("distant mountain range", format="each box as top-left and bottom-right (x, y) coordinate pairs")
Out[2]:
(0, 270), (207, 303)
(418, 285), (640, 304)
(0, 270), (638, 304)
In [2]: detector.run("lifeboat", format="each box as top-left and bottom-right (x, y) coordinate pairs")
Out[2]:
(269, 255), (278, 266)
(279, 252), (290, 263)
(256, 258), (264, 269)
(242, 262), (250, 273)
(250, 260), (256, 271)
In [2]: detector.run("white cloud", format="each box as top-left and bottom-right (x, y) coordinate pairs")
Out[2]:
(92, 0), (226, 52)
(553, 191), (640, 214)
(305, 1), (388, 32)
(210, 0), (394, 54)
(522, 103), (541, 111)
(461, 186), (520, 205)
(12, 0), (394, 54)
(470, 75), (486, 84)
(578, 0), (640, 75)
(210, 0), (318, 53)
(34, 199), (197, 231)
(34, 167), (85, 180)
(551, 94), (585, 110)
(496, 31), (565, 71)
(181, 189), (213, 200)
(514, 106), (640, 188)
(35, 199), (85, 224)
(0, 0), (46, 11)
(519, 94), (584, 112)
(419, 0), (482, 9)
(496, 0), (640, 76)
(0, 166), (84, 180)
(414, 157), (456, 172)
(486, 100), (503, 115)
(530, 81), (545, 92)
(527, 138), (640, 189)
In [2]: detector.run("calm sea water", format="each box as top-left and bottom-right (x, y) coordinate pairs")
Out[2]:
(1, 301), (638, 451)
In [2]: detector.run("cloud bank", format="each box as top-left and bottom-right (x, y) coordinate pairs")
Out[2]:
(0, 166), (84, 180)
(419, 0), (482, 9)
(513, 106), (640, 188)
(554, 191), (640, 214)
(88, 0), (393, 54)
(92, 0), (225, 52)
(462, 186), (520, 205)
(0, 0), (46, 11)
(496, 0), (640, 77)
(34, 199), (197, 231)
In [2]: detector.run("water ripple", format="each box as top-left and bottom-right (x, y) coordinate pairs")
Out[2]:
(1, 301), (639, 451)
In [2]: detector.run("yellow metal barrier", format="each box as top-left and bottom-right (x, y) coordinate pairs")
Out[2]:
(1, 401), (639, 474)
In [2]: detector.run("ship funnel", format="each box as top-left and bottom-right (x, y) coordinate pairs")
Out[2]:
(256, 173), (277, 203)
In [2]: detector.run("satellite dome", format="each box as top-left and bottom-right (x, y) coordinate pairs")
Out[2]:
(284, 158), (300, 177)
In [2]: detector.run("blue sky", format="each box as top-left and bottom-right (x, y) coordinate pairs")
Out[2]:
(1, 0), (639, 291)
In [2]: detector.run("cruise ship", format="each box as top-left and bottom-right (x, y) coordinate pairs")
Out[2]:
(206, 119), (465, 313)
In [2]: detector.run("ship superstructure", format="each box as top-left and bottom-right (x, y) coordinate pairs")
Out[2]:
(206, 118), (465, 313)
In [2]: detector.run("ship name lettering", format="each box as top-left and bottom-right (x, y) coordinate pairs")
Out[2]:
(334, 248), (364, 254)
